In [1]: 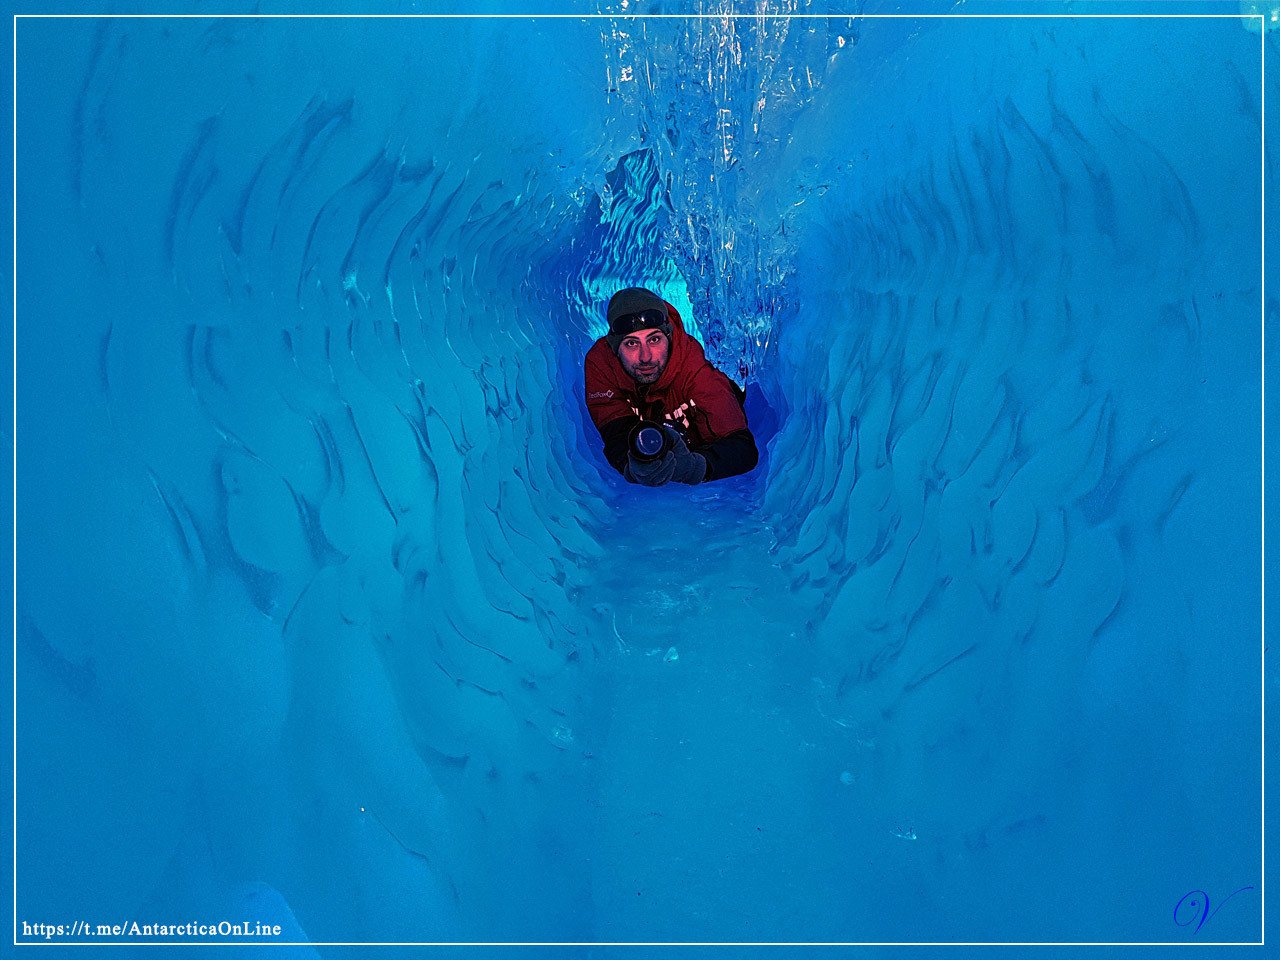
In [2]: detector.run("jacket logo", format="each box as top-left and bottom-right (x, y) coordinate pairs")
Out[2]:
(587, 390), (614, 401)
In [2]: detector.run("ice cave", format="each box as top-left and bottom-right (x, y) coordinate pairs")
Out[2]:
(12, 1), (1268, 949)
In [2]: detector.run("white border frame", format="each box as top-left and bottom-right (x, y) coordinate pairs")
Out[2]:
(7, 9), (1269, 957)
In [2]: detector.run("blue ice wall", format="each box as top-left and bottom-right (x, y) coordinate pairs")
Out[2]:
(14, 2), (1267, 948)
(758, 13), (1264, 941)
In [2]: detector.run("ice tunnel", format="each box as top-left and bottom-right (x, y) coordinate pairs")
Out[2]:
(13, 2), (1267, 947)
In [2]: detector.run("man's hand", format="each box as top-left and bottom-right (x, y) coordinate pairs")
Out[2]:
(625, 449), (678, 486)
(663, 425), (707, 484)
(622, 426), (707, 486)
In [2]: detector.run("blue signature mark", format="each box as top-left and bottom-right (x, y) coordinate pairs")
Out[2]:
(1174, 886), (1254, 935)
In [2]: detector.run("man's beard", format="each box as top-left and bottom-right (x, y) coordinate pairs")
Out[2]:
(625, 359), (666, 384)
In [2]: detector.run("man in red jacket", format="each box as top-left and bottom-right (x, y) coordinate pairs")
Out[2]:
(584, 287), (759, 486)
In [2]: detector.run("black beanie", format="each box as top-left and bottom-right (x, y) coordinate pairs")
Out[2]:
(606, 287), (673, 355)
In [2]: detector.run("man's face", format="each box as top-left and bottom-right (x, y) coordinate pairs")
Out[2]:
(617, 328), (670, 385)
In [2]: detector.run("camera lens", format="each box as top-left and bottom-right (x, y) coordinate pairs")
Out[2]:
(634, 426), (665, 458)
(627, 420), (672, 462)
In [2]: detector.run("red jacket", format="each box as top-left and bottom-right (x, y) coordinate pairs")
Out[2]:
(584, 302), (758, 481)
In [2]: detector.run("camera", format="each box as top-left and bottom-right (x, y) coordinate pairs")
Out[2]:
(627, 420), (671, 462)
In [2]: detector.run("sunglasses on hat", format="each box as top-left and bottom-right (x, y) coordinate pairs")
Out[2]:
(611, 309), (667, 335)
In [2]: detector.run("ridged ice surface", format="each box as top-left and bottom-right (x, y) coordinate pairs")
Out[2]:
(15, 4), (1265, 946)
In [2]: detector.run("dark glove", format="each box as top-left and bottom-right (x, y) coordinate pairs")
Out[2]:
(625, 449), (677, 486)
(663, 425), (707, 485)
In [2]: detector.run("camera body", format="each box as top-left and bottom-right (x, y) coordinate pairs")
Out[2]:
(627, 420), (672, 462)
